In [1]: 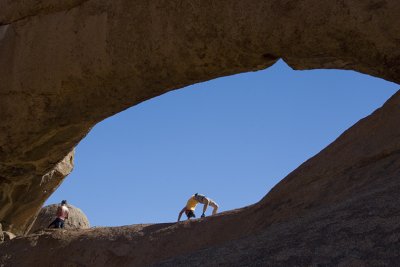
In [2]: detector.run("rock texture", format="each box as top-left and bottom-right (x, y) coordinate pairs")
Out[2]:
(0, 223), (3, 243)
(29, 204), (90, 233)
(2, 231), (15, 242)
(0, 0), (88, 24)
(0, 0), (399, 265)
(0, 150), (74, 235)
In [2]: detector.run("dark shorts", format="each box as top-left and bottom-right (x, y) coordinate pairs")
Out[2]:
(185, 210), (196, 219)
(48, 217), (65, 228)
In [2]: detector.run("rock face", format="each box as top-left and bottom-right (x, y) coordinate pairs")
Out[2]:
(0, 150), (75, 235)
(0, 223), (3, 243)
(0, 222), (16, 243)
(0, 0), (399, 265)
(29, 204), (90, 233)
(0, 0), (87, 24)
(2, 231), (15, 241)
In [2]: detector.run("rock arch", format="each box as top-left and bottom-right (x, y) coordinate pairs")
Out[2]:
(0, 0), (399, 238)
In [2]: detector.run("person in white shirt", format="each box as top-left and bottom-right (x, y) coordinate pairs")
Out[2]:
(48, 200), (69, 228)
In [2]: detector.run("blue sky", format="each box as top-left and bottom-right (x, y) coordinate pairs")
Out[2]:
(45, 60), (398, 226)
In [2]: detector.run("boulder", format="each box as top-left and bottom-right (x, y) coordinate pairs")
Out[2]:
(29, 204), (90, 233)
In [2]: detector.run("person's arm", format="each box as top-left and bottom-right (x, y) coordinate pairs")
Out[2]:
(201, 198), (209, 217)
(177, 207), (186, 222)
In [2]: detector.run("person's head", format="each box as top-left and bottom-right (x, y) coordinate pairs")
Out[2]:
(61, 200), (67, 206)
(194, 193), (198, 197)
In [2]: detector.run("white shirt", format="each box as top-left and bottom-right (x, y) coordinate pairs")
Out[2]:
(58, 205), (69, 220)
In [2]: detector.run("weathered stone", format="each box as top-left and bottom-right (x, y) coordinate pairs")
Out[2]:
(0, 223), (3, 243)
(29, 204), (90, 233)
(2, 231), (16, 241)
(0, 0), (88, 25)
(0, 150), (74, 235)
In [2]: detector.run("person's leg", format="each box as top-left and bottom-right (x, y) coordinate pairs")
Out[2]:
(185, 210), (189, 220)
(185, 210), (196, 220)
(209, 201), (219, 215)
(55, 218), (62, 228)
(60, 219), (65, 229)
(48, 219), (57, 228)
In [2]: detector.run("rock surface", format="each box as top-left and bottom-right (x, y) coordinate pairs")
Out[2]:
(2, 231), (15, 241)
(0, 0), (88, 25)
(0, 150), (75, 235)
(0, 0), (399, 265)
(29, 204), (90, 233)
(0, 223), (3, 243)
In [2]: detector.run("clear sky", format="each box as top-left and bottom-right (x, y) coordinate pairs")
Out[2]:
(45, 60), (398, 226)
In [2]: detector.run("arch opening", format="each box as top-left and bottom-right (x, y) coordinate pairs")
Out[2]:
(45, 60), (398, 226)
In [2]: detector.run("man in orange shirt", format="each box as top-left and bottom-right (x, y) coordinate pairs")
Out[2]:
(177, 193), (219, 222)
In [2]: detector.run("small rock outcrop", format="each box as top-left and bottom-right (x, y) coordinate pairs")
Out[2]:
(29, 204), (90, 233)
(0, 222), (15, 243)
(2, 231), (15, 241)
(0, 223), (3, 243)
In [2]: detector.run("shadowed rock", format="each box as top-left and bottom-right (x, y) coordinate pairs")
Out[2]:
(0, 150), (74, 235)
(0, 223), (3, 243)
(2, 231), (15, 242)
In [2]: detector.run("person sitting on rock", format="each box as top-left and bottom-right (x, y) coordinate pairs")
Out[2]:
(177, 193), (219, 222)
(48, 200), (69, 229)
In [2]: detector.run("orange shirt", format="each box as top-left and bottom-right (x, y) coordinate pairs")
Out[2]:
(185, 196), (198, 211)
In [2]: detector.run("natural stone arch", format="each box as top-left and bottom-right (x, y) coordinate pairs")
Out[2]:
(0, 0), (400, 236)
